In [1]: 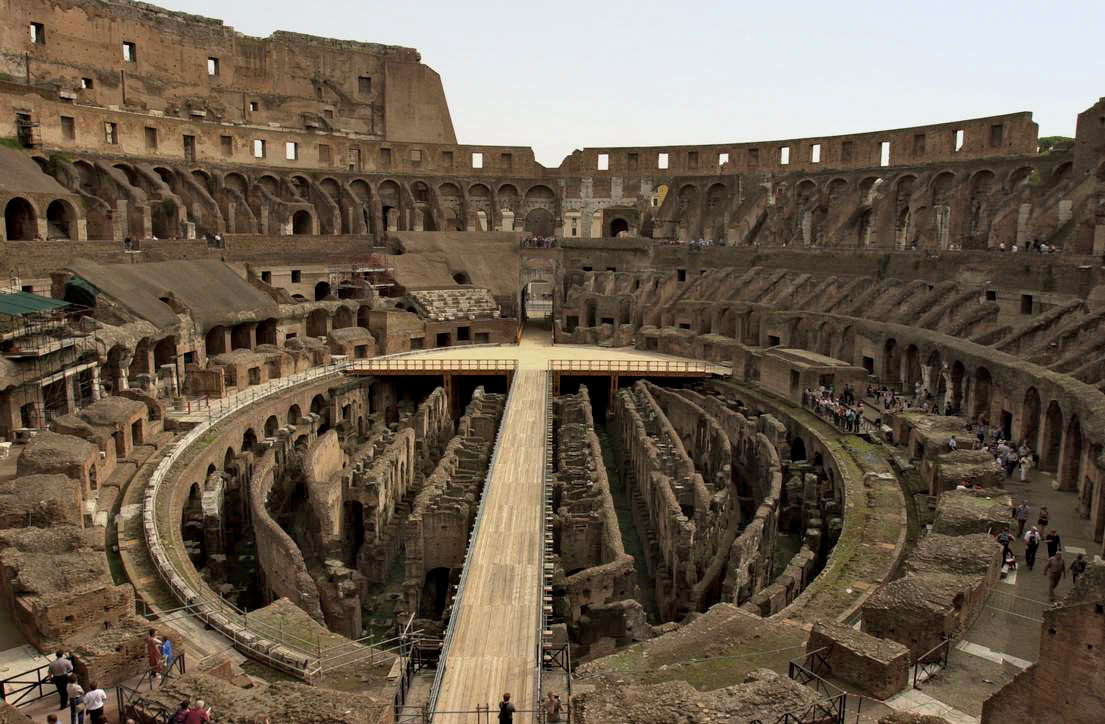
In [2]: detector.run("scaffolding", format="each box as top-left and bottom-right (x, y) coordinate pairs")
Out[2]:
(327, 257), (402, 299)
(0, 289), (97, 430)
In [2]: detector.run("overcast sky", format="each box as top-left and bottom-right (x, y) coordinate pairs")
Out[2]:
(171, 0), (1105, 167)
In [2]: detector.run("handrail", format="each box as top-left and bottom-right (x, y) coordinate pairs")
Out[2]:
(0, 660), (51, 708)
(548, 359), (708, 373)
(348, 358), (518, 373)
(912, 638), (951, 688)
(427, 369), (516, 717)
(535, 372), (552, 708)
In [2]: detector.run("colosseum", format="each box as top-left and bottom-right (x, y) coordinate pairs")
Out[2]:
(0, 1), (1103, 722)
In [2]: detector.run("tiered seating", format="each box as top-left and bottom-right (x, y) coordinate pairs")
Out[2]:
(409, 288), (500, 321)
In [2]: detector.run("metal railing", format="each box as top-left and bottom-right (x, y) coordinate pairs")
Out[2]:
(348, 358), (518, 373)
(549, 359), (708, 373)
(777, 652), (848, 724)
(0, 660), (53, 708)
(913, 638), (951, 688)
(536, 373), (553, 709)
(427, 368), (517, 716)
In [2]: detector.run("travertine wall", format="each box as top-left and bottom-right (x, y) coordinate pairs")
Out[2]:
(551, 387), (635, 635)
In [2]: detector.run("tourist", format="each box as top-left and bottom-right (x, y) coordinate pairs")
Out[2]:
(184, 699), (212, 724)
(161, 635), (175, 674)
(48, 716), (58, 724)
(1023, 526), (1041, 570)
(1019, 453), (1032, 482)
(996, 528), (1012, 561)
(67, 673), (84, 724)
(544, 691), (562, 722)
(49, 650), (73, 710)
(173, 701), (190, 723)
(146, 629), (163, 682)
(1014, 500), (1030, 537)
(1045, 529), (1061, 558)
(498, 692), (515, 723)
(1037, 506), (1049, 530)
(948, 435), (957, 451)
(82, 683), (108, 724)
(1044, 550), (1066, 602)
(1071, 553), (1088, 585)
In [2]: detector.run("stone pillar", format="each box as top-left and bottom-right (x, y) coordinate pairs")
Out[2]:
(91, 366), (102, 401)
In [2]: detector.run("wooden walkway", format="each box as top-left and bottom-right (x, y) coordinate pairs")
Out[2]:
(434, 365), (546, 718)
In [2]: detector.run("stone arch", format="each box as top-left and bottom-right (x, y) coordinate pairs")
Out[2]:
(224, 172), (248, 195)
(319, 177), (342, 202)
(223, 445), (236, 471)
(498, 184), (520, 212)
(292, 209), (313, 235)
(45, 199), (77, 240)
(242, 428), (258, 452)
(192, 169), (213, 195)
(350, 179), (372, 203)
(1006, 166), (1035, 191)
(523, 184), (556, 211)
(1041, 400), (1063, 472)
(306, 308), (329, 336)
(288, 404), (302, 425)
(930, 171), (957, 204)
(314, 281), (331, 301)
(74, 161), (98, 195)
(378, 180), (401, 231)
(972, 366), (992, 421)
(858, 176), (880, 206)
(264, 415), (279, 438)
(609, 217), (630, 237)
(1060, 414), (1082, 491)
(411, 180), (431, 204)
(1021, 387), (1041, 450)
(256, 175), (280, 197)
(333, 306), (353, 329)
(904, 344), (922, 388)
(817, 320), (832, 357)
(4, 197), (38, 240)
(882, 338), (900, 384)
(290, 175), (311, 200)
(467, 183), (491, 223)
(153, 166), (175, 188)
(524, 208), (554, 237)
(113, 162), (139, 187)
(795, 179), (817, 206)
(949, 360), (965, 414)
(1051, 161), (1072, 182)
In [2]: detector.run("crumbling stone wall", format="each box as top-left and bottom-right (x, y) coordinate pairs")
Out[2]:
(861, 494), (1003, 660)
(404, 387), (504, 615)
(808, 621), (911, 700)
(981, 561), (1105, 724)
(249, 446), (325, 622)
(550, 386), (636, 647)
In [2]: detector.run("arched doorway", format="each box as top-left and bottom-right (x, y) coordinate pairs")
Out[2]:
(288, 404), (302, 425)
(1041, 401), (1063, 472)
(790, 437), (807, 463)
(1021, 387), (1041, 450)
(421, 567), (451, 619)
(524, 208), (554, 237)
(904, 345), (922, 388)
(972, 367), (992, 422)
(314, 281), (331, 301)
(292, 210), (312, 235)
(242, 428), (257, 452)
(1060, 415), (1082, 491)
(882, 339), (900, 385)
(45, 200), (75, 240)
(264, 415), (279, 438)
(609, 218), (629, 237)
(949, 361), (965, 414)
(4, 197), (37, 240)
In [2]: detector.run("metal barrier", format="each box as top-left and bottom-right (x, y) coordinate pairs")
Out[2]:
(349, 358), (518, 373)
(913, 638), (951, 688)
(984, 588), (1046, 623)
(549, 359), (708, 373)
(0, 660), (53, 708)
(536, 373), (553, 708)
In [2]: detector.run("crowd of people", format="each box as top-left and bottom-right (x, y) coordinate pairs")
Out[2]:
(802, 383), (868, 433)
(990, 499), (1089, 601)
(519, 236), (556, 248)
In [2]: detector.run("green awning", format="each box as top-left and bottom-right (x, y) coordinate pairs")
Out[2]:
(0, 291), (69, 317)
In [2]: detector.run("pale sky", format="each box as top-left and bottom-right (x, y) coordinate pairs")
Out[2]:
(170, 0), (1105, 168)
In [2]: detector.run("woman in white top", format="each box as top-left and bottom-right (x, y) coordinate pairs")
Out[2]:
(66, 673), (84, 724)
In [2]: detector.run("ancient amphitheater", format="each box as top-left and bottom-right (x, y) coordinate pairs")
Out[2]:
(0, 2), (1103, 723)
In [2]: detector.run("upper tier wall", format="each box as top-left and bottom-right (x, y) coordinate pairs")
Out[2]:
(1, 0), (455, 144)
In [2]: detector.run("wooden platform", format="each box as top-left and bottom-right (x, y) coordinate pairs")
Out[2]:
(433, 365), (545, 717)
